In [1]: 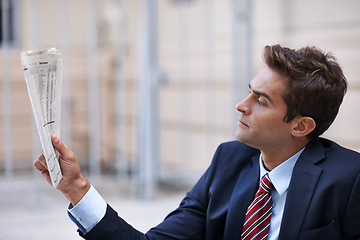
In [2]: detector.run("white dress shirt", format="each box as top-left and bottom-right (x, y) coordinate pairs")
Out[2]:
(68, 185), (107, 233)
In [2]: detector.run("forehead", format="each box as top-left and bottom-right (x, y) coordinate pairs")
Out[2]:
(250, 67), (288, 101)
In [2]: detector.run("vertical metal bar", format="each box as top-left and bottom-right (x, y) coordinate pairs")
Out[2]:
(137, 0), (159, 199)
(87, 0), (101, 177)
(204, 0), (215, 150)
(1, 0), (13, 180)
(29, 0), (39, 50)
(149, 0), (160, 196)
(59, 0), (72, 148)
(230, 0), (241, 131)
(114, 0), (129, 180)
(230, 0), (252, 134)
(178, 0), (190, 173)
(245, 0), (252, 86)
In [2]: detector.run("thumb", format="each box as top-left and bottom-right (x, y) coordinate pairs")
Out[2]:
(51, 134), (71, 158)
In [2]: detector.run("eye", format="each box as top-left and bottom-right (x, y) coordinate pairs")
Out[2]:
(256, 96), (265, 105)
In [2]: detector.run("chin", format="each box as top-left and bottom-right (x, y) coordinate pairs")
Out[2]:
(235, 134), (258, 149)
(235, 128), (247, 142)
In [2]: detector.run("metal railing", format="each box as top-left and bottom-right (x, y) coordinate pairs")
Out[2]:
(0, 0), (252, 198)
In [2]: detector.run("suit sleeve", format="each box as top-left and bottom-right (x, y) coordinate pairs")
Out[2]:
(81, 144), (224, 240)
(80, 205), (146, 240)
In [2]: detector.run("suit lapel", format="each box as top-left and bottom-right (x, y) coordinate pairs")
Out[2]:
(278, 139), (325, 240)
(223, 155), (260, 240)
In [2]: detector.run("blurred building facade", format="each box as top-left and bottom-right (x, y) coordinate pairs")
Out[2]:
(1, 0), (360, 193)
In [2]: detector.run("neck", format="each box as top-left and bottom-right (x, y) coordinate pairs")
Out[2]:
(260, 139), (310, 171)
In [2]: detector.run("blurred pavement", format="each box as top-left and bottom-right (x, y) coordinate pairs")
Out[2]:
(0, 175), (187, 240)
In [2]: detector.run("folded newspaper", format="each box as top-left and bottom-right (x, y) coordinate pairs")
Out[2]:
(21, 48), (63, 188)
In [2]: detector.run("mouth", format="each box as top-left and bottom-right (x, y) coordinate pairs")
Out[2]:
(238, 119), (249, 128)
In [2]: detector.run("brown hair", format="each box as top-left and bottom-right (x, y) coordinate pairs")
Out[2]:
(263, 44), (347, 139)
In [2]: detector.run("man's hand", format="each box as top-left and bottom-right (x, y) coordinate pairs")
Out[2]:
(33, 134), (91, 206)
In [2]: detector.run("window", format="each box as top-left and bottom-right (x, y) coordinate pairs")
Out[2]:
(0, 0), (15, 46)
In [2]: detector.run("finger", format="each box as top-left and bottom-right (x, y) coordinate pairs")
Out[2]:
(33, 159), (52, 186)
(33, 159), (47, 173)
(37, 153), (48, 170)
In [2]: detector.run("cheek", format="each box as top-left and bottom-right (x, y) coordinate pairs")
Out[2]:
(270, 120), (291, 136)
(257, 114), (287, 131)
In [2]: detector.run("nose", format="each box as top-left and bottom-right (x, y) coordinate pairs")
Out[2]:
(236, 96), (250, 115)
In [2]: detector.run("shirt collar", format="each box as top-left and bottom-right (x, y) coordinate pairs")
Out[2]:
(259, 147), (305, 197)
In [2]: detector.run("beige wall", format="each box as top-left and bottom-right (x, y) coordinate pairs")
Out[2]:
(1, 0), (360, 176)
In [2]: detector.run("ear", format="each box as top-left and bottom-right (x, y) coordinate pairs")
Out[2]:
(291, 116), (316, 138)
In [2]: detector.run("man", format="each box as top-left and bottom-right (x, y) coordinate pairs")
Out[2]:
(34, 45), (360, 239)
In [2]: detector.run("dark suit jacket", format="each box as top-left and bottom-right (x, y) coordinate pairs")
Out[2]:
(81, 138), (360, 240)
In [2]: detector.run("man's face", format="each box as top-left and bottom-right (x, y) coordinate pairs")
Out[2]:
(235, 66), (293, 151)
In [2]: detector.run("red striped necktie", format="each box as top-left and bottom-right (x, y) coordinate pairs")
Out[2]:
(241, 173), (274, 240)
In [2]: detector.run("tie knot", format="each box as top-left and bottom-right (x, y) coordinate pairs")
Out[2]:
(259, 173), (273, 193)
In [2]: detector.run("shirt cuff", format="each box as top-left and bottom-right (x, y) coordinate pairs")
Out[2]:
(67, 185), (107, 234)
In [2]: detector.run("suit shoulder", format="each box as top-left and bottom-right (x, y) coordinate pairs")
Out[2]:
(218, 140), (258, 154)
(213, 140), (259, 163)
(318, 137), (360, 158)
(314, 138), (360, 171)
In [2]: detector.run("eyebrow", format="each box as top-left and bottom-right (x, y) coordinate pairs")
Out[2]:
(249, 83), (272, 103)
